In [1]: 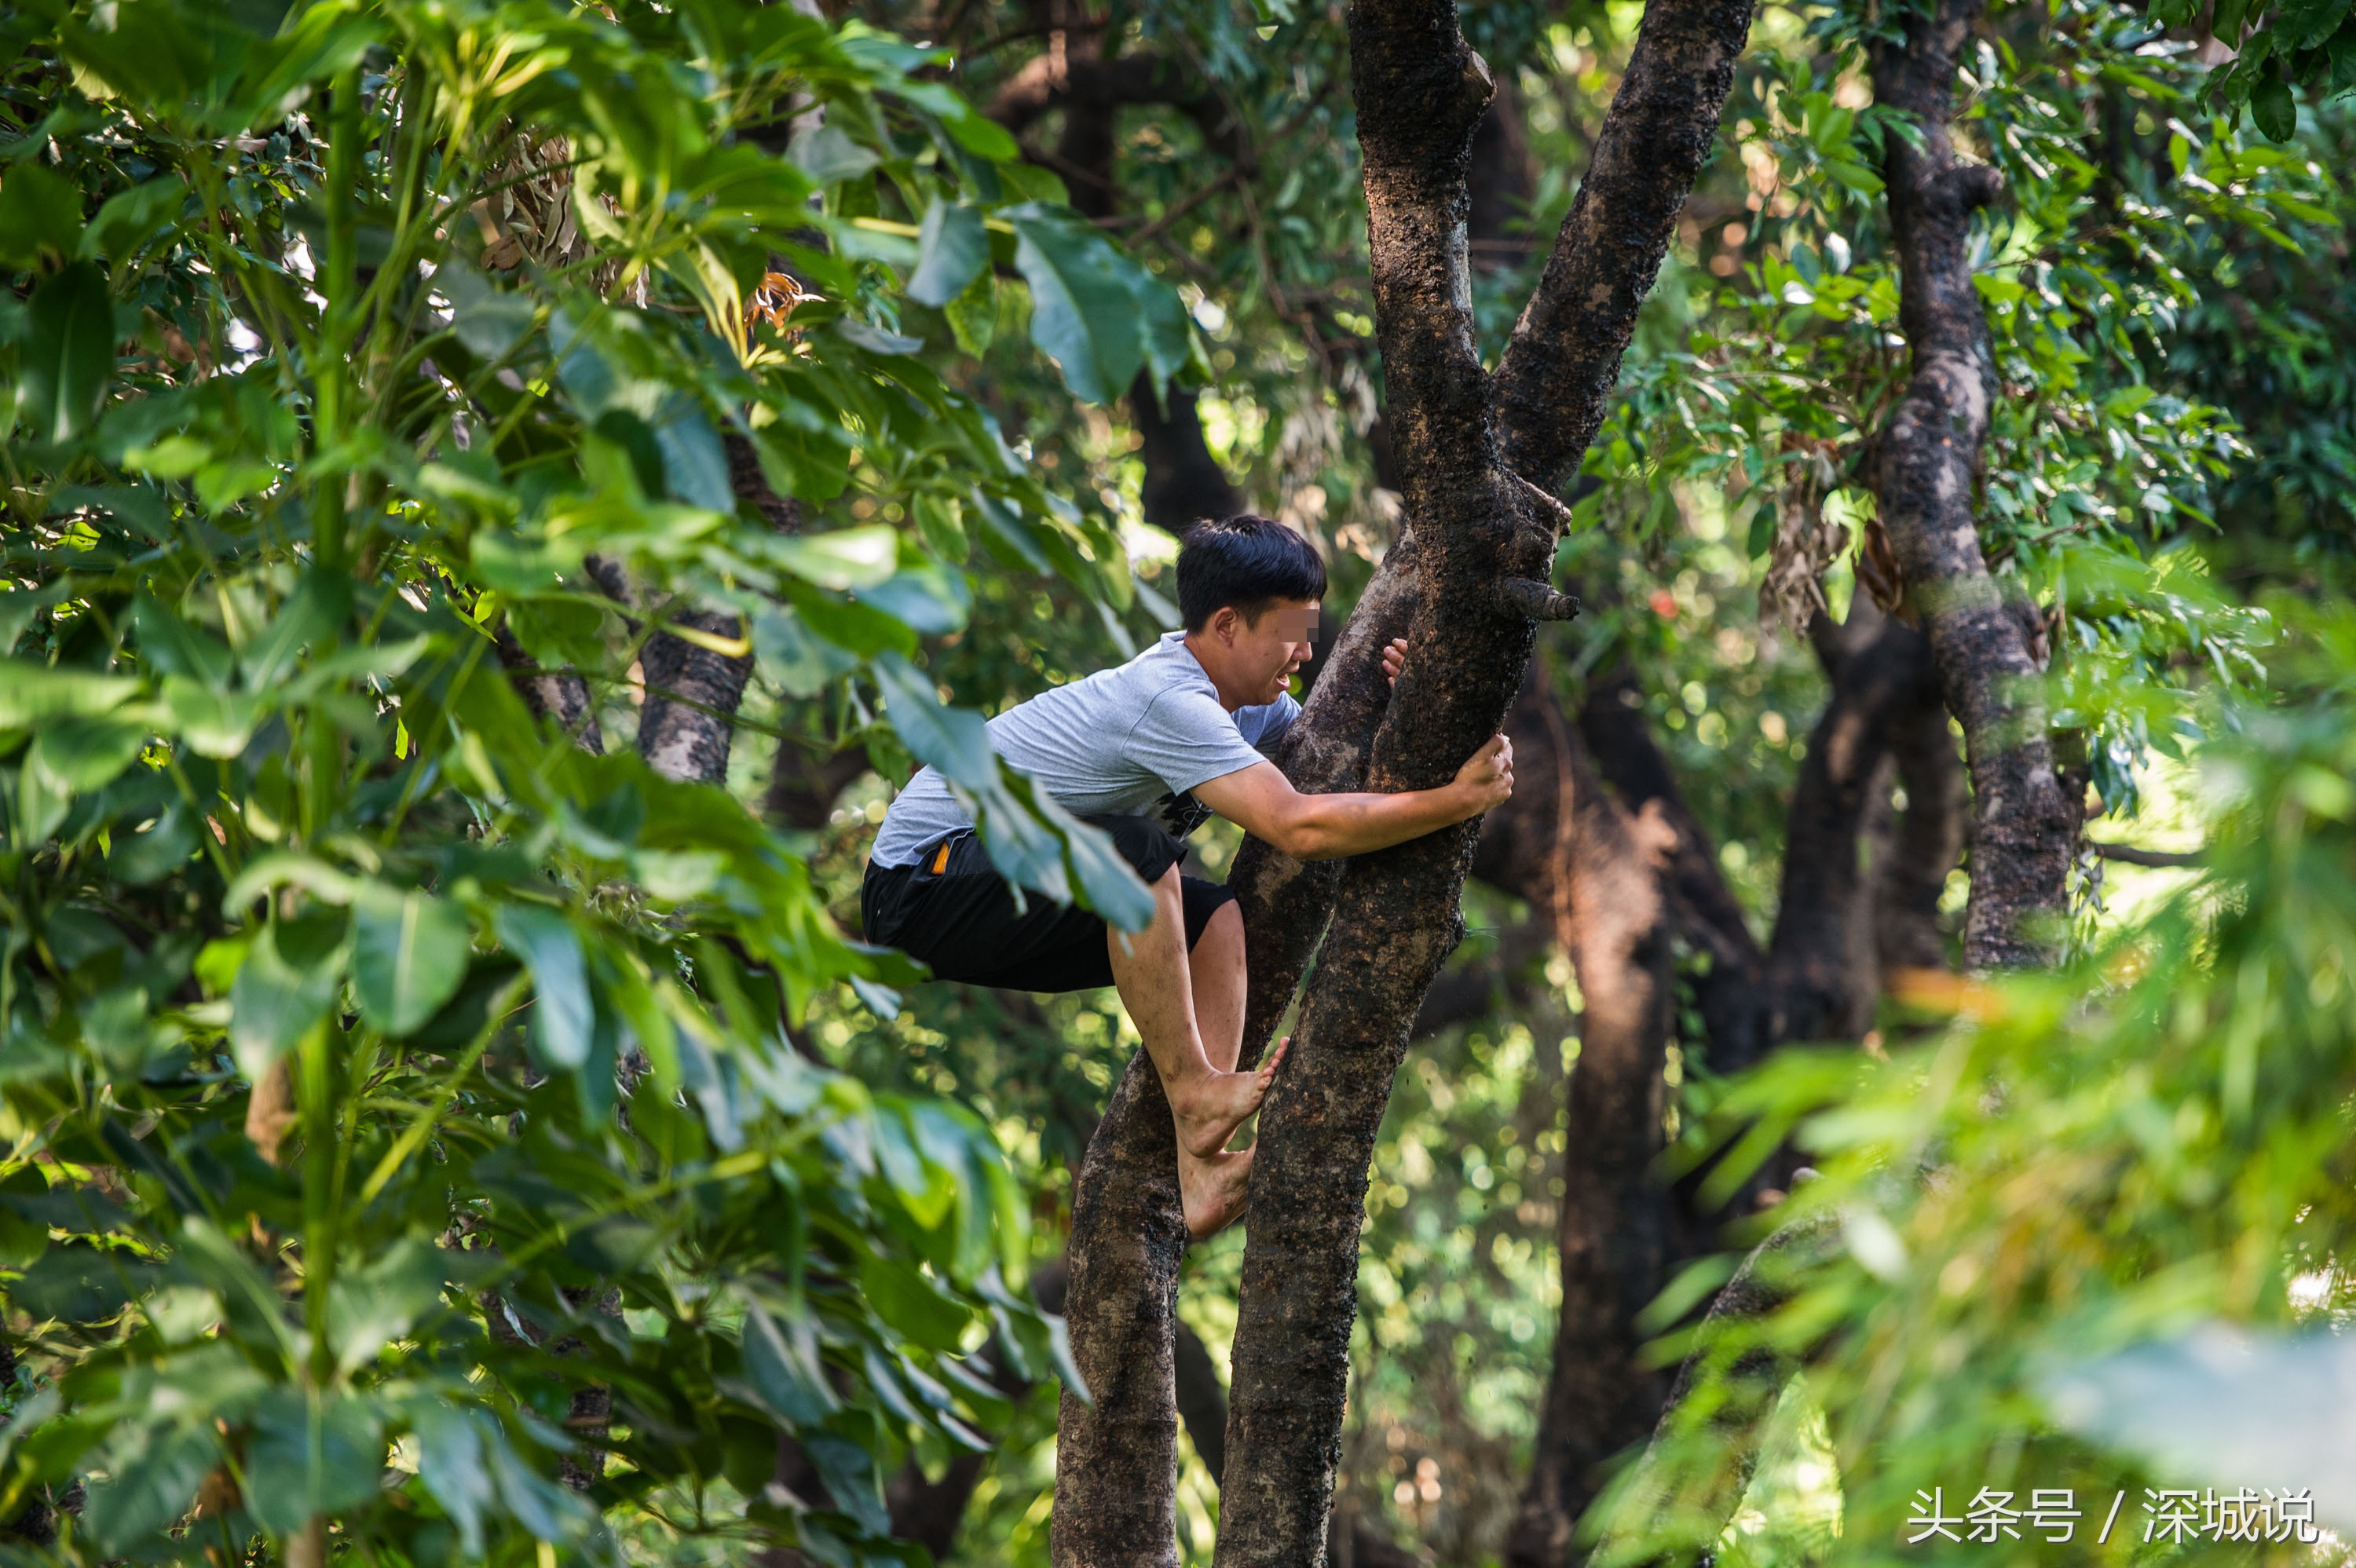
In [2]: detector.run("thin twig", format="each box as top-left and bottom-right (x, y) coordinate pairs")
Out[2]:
(2089, 840), (2204, 868)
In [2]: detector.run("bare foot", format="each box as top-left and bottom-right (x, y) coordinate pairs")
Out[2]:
(1180, 1146), (1253, 1241)
(1167, 1038), (1289, 1159)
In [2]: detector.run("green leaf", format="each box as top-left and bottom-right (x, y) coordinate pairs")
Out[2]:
(752, 605), (858, 698)
(766, 524), (900, 590)
(83, 1422), (217, 1552)
(907, 199), (989, 309)
(740, 1299), (839, 1424)
(245, 1390), (386, 1533)
(0, 660), (139, 730)
(2252, 75), (2298, 141)
(78, 178), (184, 264)
(1746, 503), (1776, 559)
(788, 122), (880, 185)
(858, 1255), (970, 1352)
(854, 568), (971, 635)
(229, 914), (348, 1078)
(1127, 257), (1195, 403)
(134, 590), (236, 687)
(241, 570), (351, 690)
(436, 263), (538, 361)
(493, 905), (593, 1070)
(1007, 203), (1144, 404)
(412, 1402), (495, 1559)
(27, 716), (147, 794)
(12, 1242), (164, 1322)
(944, 268), (997, 357)
(913, 492), (968, 562)
(803, 1431), (891, 1534)
(352, 884), (472, 1037)
(0, 583), (68, 656)
(19, 260), (115, 444)
(328, 1239), (446, 1376)
(162, 677), (264, 757)
(110, 800), (199, 885)
(0, 164), (84, 269)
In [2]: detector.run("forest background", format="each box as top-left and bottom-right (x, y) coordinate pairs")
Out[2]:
(0, 0), (2353, 1561)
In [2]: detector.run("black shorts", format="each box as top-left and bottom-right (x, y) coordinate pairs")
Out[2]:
(861, 815), (1236, 993)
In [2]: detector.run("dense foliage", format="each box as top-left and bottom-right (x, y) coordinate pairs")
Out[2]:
(3, 0), (2353, 1559)
(0, 0), (1208, 1557)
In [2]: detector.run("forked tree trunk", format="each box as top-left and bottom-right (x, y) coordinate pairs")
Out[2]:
(1870, 0), (2077, 970)
(1208, 0), (1753, 1560)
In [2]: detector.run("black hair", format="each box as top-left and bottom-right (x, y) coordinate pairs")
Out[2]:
(1175, 514), (1326, 631)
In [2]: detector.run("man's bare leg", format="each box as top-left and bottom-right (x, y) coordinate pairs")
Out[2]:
(1106, 866), (1286, 1165)
(1176, 899), (1257, 1237)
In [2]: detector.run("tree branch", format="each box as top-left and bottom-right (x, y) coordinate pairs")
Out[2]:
(1491, 0), (1757, 492)
(2091, 841), (2204, 868)
(1869, 0), (2079, 970)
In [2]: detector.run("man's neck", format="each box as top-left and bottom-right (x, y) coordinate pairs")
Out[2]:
(1180, 633), (1246, 713)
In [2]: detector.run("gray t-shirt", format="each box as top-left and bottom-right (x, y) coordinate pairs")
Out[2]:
(871, 630), (1300, 868)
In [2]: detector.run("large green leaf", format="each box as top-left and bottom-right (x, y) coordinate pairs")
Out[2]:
(328, 1240), (447, 1376)
(740, 1299), (839, 1424)
(858, 1252), (970, 1352)
(412, 1402), (494, 1558)
(78, 178), (185, 264)
(907, 198), (989, 309)
(246, 1390), (387, 1533)
(82, 1422), (217, 1552)
(492, 904), (592, 1070)
(10, 1243), (164, 1322)
(19, 260), (115, 444)
(241, 570), (351, 690)
(133, 590), (236, 687)
(0, 163), (84, 269)
(352, 885), (472, 1037)
(1006, 203), (1142, 405)
(0, 661), (137, 731)
(229, 915), (348, 1077)
(26, 716), (148, 794)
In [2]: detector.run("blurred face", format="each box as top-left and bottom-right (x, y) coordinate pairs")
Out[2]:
(1189, 598), (1319, 709)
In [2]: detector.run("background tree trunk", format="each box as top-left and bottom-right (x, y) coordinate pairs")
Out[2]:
(1496, 671), (1681, 1568)
(1870, 0), (2078, 970)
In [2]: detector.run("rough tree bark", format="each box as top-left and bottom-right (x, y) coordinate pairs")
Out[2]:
(1870, 0), (2077, 970)
(1208, 0), (1754, 1559)
(1490, 670), (1683, 1568)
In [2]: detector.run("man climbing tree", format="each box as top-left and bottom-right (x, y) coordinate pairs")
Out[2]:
(863, 515), (1514, 1236)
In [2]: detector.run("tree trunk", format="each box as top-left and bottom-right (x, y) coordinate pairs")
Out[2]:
(1502, 674), (1681, 1568)
(1870, 0), (2077, 970)
(1213, 0), (1754, 1555)
(1575, 668), (1765, 1076)
(636, 609), (755, 785)
(492, 627), (605, 753)
(1052, 1058), (1191, 1568)
(1762, 606), (1940, 1043)
(1135, 374), (1244, 532)
(1877, 695), (1968, 974)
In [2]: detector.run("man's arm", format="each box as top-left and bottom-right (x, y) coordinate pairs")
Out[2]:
(1192, 735), (1514, 862)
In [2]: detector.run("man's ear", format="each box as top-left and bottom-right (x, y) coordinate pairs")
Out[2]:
(1209, 605), (1240, 644)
